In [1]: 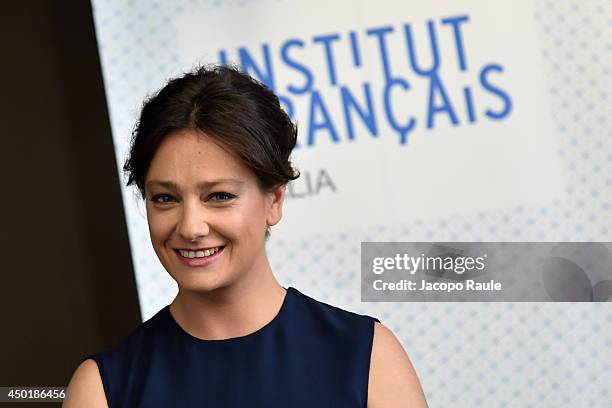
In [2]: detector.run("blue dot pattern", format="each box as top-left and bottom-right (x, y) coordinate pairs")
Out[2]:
(91, 0), (612, 406)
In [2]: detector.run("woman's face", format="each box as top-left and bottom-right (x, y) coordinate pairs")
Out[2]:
(144, 129), (285, 293)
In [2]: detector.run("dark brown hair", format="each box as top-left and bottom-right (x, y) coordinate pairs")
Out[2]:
(123, 64), (300, 239)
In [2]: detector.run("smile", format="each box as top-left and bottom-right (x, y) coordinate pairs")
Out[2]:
(178, 247), (222, 258)
(174, 246), (226, 267)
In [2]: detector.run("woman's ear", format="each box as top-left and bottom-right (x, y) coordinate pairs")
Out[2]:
(266, 184), (286, 227)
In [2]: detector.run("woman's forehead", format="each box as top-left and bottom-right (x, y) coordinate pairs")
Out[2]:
(153, 132), (242, 167)
(146, 130), (253, 186)
(159, 129), (226, 154)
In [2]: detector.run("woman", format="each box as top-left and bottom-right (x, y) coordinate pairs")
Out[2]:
(64, 65), (428, 407)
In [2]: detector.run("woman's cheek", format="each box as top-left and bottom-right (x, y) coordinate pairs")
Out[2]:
(221, 209), (244, 231)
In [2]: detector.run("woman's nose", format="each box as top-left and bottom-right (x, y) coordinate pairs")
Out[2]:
(176, 201), (211, 241)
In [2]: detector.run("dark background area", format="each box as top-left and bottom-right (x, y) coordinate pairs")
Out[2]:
(0, 1), (141, 405)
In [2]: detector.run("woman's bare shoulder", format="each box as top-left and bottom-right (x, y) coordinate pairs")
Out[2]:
(63, 358), (108, 408)
(367, 321), (429, 408)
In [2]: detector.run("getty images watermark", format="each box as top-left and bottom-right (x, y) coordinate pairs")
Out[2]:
(361, 242), (612, 302)
(371, 251), (497, 292)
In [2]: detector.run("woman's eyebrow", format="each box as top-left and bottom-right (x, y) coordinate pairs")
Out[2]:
(145, 178), (245, 190)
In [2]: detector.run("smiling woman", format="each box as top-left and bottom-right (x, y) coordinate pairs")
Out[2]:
(63, 64), (427, 408)
(143, 128), (287, 294)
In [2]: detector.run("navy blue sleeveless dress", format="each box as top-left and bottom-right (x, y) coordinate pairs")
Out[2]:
(84, 287), (380, 407)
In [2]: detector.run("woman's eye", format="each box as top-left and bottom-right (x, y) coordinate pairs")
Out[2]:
(209, 192), (236, 202)
(151, 194), (175, 204)
(150, 193), (235, 204)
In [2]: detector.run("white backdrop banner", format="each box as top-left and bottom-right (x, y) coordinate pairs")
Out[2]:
(177, 0), (562, 238)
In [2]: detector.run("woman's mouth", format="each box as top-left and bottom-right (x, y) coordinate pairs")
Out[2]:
(174, 245), (226, 267)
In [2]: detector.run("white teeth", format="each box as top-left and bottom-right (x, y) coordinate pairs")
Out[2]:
(178, 247), (220, 259)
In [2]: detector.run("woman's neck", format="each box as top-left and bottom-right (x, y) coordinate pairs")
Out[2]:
(168, 260), (287, 341)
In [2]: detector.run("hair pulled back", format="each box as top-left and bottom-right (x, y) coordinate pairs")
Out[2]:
(123, 64), (300, 201)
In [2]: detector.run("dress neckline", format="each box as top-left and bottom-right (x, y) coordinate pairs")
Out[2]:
(165, 286), (294, 344)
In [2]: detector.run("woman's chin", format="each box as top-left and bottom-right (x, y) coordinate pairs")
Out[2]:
(177, 280), (223, 294)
